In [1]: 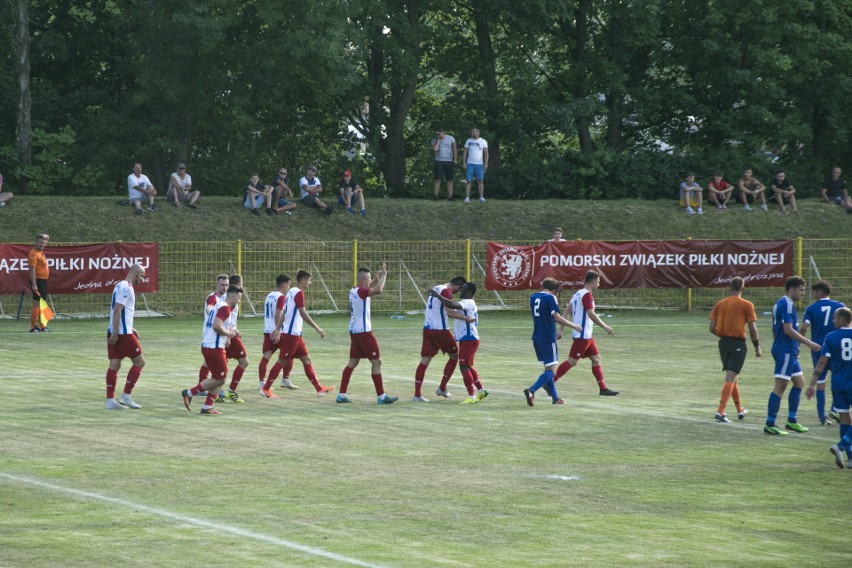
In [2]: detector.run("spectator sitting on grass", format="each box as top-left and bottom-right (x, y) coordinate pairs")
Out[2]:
(708, 171), (733, 210)
(272, 167), (296, 214)
(299, 166), (333, 215)
(0, 172), (12, 208)
(679, 172), (703, 215)
(770, 170), (798, 214)
(167, 163), (200, 209)
(338, 169), (366, 217)
(820, 166), (852, 213)
(128, 162), (158, 215)
(245, 173), (275, 216)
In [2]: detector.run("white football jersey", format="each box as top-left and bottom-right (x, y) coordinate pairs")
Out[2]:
(424, 285), (452, 330)
(225, 302), (239, 330)
(108, 280), (136, 335)
(454, 298), (479, 342)
(264, 291), (286, 334)
(281, 287), (305, 336)
(568, 288), (595, 339)
(204, 291), (222, 316)
(202, 300), (231, 349)
(349, 287), (372, 333)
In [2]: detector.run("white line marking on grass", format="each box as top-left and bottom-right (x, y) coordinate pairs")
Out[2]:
(0, 473), (387, 568)
(526, 474), (583, 481)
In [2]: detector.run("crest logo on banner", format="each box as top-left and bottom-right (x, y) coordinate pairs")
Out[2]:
(490, 246), (532, 288)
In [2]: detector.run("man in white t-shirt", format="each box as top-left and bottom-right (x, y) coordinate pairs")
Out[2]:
(299, 166), (333, 215)
(336, 263), (399, 404)
(462, 128), (489, 203)
(127, 162), (158, 215)
(167, 163), (200, 208)
(105, 264), (147, 410)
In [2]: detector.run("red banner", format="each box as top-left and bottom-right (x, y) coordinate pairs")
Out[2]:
(485, 240), (793, 290)
(0, 243), (158, 294)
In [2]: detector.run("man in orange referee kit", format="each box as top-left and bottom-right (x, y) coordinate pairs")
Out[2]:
(709, 276), (762, 422)
(28, 234), (50, 333)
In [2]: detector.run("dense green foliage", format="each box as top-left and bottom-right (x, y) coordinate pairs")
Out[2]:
(1, 1), (850, 197)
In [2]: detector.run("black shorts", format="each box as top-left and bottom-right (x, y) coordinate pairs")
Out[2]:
(301, 194), (320, 207)
(433, 161), (455, 182)
(32, 278), (48, 301)
(718, 337), (747, 374)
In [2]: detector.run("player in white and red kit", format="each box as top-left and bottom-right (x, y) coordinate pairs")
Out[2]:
(260, 270), (334, 397)
(258, 274), (297, 390)
(220, 274), (250, 402)
(336, 264), (398, 404)
(554, 270), (619, 396)
(105, 264), (147, 410)
(413, 276), (467, 401)
(182, 285), (243, 415)
(197, 274), (229, 382)
(429, 282), (485, 404)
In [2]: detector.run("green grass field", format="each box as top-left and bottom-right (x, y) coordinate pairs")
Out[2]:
(1, 311), (849, 567)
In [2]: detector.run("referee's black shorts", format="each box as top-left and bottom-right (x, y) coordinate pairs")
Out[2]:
(32, 278), (48, 302)
(718, 337), (747, 374)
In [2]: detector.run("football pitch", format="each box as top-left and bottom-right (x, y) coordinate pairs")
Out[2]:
(1, 310), (849, 567)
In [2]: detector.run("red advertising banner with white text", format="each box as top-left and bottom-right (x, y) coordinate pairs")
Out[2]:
(0, 243), (158, 294)
(486, 240), (793, 290)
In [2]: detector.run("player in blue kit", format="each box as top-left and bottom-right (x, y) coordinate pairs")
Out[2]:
(805, 307), (852, 468)
(524, 278), (582, 406)
(764, 276), (821, 435)
(799, 281), (845, 425)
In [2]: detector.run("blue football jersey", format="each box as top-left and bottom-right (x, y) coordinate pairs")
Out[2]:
(530, 291), (559, 342)
(772, 295), (799, 354)
(821, 328), (852, 390)
(803, 298), (846, 345)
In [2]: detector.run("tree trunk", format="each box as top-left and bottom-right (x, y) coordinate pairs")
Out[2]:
(605, 94), (624, 151)
(470, 0), (501, 170)
(15, 0), (32, 182)
(571, 0), (595, 154)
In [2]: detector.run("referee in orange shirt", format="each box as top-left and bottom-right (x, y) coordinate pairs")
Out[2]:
(28, 233), (50, 333)
(709, 276), (762, 422)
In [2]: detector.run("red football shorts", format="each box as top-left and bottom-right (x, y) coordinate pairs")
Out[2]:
(457, 340), (479, 366)
(202, 347), (229, 379)
(262, 332), (281, 355)
(349, 331), (381, 360)
(421, 329), (458, 357)
(226, 336), (247, 360)
(107, 332), (143, 360)
(569, 338), (599, 359)
(278, 334), (308, 360)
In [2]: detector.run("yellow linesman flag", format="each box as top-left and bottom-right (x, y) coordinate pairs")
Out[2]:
(39, 298), (54, 328)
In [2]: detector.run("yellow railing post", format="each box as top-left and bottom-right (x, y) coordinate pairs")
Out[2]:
(236, 240), (242, 278)
(796, 236), (803, 277)
(465, 239), (471, 282)
(353, 240), (358, 287)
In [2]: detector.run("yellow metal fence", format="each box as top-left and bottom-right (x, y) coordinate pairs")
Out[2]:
(1, 239), (849, 318)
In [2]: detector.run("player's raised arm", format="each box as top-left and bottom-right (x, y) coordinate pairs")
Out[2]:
(369, 263), (388, 296)
(429, 287), (463, 310)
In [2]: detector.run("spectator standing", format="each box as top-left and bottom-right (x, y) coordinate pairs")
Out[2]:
(679, 172), (704, 215)
(738, 167), (768, 211)
(272, 167), (296, 214)
(462, 127), (488, 203)
(244, 173), (274, 216)
(770, 170), (798, 213)
(28, 234), (50, 333)
(127, 162), (158, 215)
(708, 172), (733, 210)
(431, 128), (458, 201)
(299, 166), (333, 215)
(820, 167), (852, 212)
(0, 172), (13, 208)
(338, 169), (366, 217)
(167, 163), (200, 209)
(550, 227), (566, 242)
